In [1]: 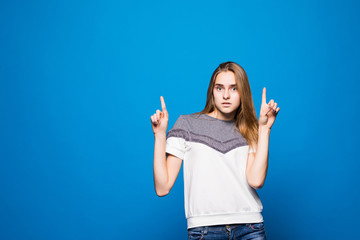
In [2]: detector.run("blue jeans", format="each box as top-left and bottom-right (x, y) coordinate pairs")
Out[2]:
(187, 222), (267, 240)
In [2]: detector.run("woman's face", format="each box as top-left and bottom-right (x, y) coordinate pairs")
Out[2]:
(212, 71), (241, 120)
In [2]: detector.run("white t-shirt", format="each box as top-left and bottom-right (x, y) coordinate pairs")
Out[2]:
(166, 113), (263, 229)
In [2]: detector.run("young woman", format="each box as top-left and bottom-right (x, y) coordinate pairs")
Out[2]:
(151, 61), (280, 240)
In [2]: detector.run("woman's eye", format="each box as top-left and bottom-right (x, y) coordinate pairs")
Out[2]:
(215, 87), (236, 91)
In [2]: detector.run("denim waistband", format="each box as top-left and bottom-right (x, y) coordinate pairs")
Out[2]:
(188, 222), (262, 233)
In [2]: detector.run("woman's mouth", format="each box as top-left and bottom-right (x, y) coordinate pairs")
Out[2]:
(222, 103), (231, 107)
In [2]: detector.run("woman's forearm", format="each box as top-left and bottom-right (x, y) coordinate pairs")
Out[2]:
(153, 132), (169, 196)
(249, 126), (271, 188)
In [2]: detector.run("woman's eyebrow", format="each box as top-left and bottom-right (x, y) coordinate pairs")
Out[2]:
(215, 84), (237, 87)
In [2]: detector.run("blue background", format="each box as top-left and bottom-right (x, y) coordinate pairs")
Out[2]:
(1, 0), (359, 239)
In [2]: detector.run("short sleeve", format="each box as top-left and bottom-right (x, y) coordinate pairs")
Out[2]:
(165, 115), (190, 160)
(249, 145), (256, 154)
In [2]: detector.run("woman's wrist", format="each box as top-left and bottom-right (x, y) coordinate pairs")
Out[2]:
(259, 125), (271, 134)
(154, 132), (166, 139)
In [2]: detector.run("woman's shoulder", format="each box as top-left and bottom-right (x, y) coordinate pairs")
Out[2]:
(171, 113), (205, 130)
(182, 112), (207, 119)
(178, 113), (210, 124)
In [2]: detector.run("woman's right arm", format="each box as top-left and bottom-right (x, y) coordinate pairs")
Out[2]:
(153, 133), (182, 197)
(151, 96), (182, 197)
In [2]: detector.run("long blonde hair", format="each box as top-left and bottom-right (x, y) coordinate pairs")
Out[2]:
(194, 61), (258, 149)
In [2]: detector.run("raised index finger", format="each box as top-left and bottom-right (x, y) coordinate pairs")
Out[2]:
(262, 87), (267, 105)
(160, 96), (167, 113)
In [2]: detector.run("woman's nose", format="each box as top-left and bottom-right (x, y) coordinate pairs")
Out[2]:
(223, 89), (230, 99)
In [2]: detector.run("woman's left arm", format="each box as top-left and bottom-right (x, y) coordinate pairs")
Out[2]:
(246, 87), (280, 189)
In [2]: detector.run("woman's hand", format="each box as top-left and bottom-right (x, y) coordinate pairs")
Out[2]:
(150, 96), (169, 135)
(258, 87), (280, 129)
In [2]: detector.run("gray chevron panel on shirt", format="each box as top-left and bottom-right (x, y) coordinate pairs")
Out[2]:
(166, 113), (249, 154)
